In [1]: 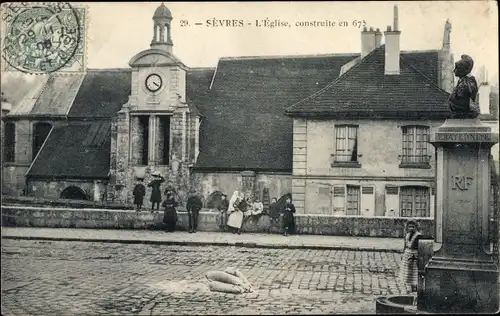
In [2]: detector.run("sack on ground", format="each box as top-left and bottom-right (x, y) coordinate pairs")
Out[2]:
(224, 267), (253, 292)
(234, 269), (251, 287)
(208, 280), (243, 294)
(224, 267), (238, 276)
(205, 271), (243, 286)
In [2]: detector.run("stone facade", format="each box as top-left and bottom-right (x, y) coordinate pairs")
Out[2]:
(2, 119), (54, 196)
(107, 43), (200, 208)
(27, 179), (108, 201)
(292, 119), (443, 216)
(192, 171), (292, 205)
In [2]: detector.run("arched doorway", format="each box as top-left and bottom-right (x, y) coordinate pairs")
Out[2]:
(205, 190), (225, 210)
(32, 122), (52, 160)
(60, 186), (88, 200)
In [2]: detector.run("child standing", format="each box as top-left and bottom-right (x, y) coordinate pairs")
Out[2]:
(132, 178), (146, 211)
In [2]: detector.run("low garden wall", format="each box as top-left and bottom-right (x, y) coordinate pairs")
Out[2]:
(1, 205), (435, 238)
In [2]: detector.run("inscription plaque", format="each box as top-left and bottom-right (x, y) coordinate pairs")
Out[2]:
(434, 133), (492, 142)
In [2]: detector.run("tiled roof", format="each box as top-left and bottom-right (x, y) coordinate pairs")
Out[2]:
(194, 54), (358, 171)
(27, 121), (111, 179)
(68, 69), (132, 118)
(285, 46), (450, 119)
(400, 50), (439, 85)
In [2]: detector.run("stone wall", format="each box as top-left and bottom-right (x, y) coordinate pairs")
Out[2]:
(304, 119), (444, 177)
(26, 179), (108, 201)
(192, 171), (292, 204)
(2, 166), (29, 196)
(2, 119), (33, 196)
(1, 205), (434, 238)
(292, 118), (444, 215)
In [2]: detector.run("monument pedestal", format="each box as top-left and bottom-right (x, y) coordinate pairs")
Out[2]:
(422, 119), (499, 313)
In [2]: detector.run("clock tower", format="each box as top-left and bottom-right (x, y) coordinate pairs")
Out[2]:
(109, 3), (200, 206)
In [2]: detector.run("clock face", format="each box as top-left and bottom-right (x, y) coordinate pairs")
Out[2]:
(145, 74), (163, 93)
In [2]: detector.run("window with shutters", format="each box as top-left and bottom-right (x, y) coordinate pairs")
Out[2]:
(3, 122), (15, 163)
(400, 125), (431, 168)
(332, 125), (360, 168)
(333, 186), (346, 214)
(318, 186), (332, 214)
(400, 186), (430, 217)
(346, 185), (361, 215)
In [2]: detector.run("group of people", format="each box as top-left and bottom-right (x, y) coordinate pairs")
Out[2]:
(132, 174), (296, 236)
(216, 191), (296, 236)
(131, 171), (203, 233)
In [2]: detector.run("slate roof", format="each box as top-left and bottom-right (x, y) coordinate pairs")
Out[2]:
(28, 121), (112, 179)
(186, 67), (214, 117)
(25, 48), (447, 176)
(194, 54), (358, 171)
(68, 69), (132, 118)
(26, 67), (214, 178)
(285, 46), (450, 119)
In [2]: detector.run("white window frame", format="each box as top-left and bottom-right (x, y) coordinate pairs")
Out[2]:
(334, 125), (359, 163)
(401, 125), (431, 164)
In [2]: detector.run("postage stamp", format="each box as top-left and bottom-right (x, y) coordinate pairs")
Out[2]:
(1, 2), (87, 74)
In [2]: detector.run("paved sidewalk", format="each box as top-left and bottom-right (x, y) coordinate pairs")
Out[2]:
(1, 227), (403, 252)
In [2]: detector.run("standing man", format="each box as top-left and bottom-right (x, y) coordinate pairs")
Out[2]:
(186, 188), (203, 233)
(218, 194), (229, 231)
(148, 171), (165, 213)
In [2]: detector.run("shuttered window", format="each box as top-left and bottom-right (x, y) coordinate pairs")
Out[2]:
(333, 185), (346, 215)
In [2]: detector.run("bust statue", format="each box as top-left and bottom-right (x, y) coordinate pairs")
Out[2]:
(448, 54), (479, 119)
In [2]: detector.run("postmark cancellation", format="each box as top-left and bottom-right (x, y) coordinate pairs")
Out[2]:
(1, 2), (87, 74)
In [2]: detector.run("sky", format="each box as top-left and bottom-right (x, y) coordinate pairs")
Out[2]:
(2, 1), (499, 84)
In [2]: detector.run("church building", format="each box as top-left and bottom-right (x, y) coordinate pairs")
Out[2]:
(2, 4), (498, 218)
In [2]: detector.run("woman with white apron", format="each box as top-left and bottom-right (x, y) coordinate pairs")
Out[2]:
(226, 191), (244, 234)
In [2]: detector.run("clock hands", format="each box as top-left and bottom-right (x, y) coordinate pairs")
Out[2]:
(152, 81), (160, 88)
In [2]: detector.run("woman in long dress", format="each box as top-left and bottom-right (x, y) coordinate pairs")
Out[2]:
(398, 221), (422, 292)
(226, 191), (244, 234)
(281, 197), (296, 236)
(162, 190), (178, 232)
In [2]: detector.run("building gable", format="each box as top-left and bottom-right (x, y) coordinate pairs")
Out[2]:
(285, 46), (450, 119)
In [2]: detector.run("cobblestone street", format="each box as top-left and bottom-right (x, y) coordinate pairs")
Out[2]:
(1, 239), (408, 315)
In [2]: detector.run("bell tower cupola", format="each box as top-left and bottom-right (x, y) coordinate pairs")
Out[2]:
(151, 3), (173, 53)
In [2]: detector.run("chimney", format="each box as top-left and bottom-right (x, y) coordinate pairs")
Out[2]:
(375, 28), (382, 47)
(361, 26), (376, 58)
(384, 5), (401, 75)
(478, 66), (490, 114)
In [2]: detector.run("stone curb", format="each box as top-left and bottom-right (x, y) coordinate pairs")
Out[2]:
(1, 235), (402, 253)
